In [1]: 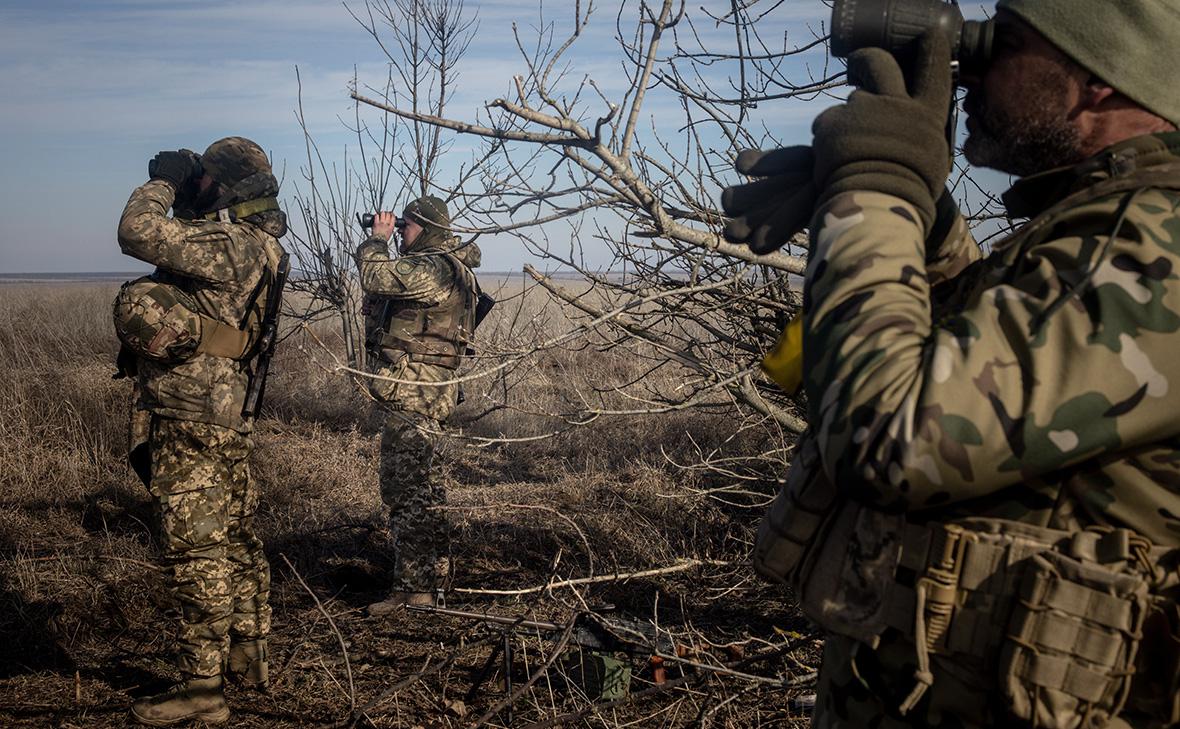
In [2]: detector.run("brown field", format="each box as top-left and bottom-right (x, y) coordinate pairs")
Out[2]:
(0, 282), (815, 728)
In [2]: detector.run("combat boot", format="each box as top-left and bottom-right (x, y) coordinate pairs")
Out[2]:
(227, 638), (269, 691)
(129, 676), (229, 726)
(367, 590), (436, 617)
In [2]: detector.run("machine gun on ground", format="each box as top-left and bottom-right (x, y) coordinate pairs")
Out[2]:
(408, 604), (678, 720)
(406, 604), (819, 725)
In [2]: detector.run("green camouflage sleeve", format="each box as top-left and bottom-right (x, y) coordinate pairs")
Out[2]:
(803, 188), (1180, 511)
(356, 238), (453, 305)
(925, 201), (981, 286)
(117, 179), (259, 284)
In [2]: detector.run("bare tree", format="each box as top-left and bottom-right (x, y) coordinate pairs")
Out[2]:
(283, 0), (479, 369)
(333, 0), (849, 487)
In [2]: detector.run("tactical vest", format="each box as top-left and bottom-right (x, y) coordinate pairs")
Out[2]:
(113, 266), (273, 364)
(367, 252), (477, 370)
(754, 164), (1180, 728)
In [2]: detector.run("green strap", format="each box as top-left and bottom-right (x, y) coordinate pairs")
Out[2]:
(204, 196), (281, 223)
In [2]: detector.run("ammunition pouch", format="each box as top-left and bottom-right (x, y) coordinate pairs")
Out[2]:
(790, 505), (1180, 726)
(1000, 533), (1151, 729)
(752, 435), (834, 585)
(113, 273), (268, 364)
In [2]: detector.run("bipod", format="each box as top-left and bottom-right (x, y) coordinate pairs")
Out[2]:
(464, 630), (515, 724)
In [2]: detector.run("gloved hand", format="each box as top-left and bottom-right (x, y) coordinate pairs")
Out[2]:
(811, 33), (953, 232)
(148, 149), (202, 191)
(721, 145), (816, 255)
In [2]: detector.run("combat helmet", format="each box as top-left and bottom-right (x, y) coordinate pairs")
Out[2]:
(199, 136), (286, 234)
(400, 195), (452, 251)
(202, 136), (273, 190)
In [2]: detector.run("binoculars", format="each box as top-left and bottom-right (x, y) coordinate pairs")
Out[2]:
(148, 150), (204, 183)
(358, 213), (408, 231)
(831, 0), (994, 76)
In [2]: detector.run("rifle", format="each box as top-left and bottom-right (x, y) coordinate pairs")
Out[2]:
(407, 604), (675, 654)
(242, 252), (290, 419)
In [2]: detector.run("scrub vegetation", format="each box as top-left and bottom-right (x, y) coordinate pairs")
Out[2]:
(0, 282), (818, 728)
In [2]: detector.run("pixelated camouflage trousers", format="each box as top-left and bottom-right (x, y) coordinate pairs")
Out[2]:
(812, 632), (1154, 729)
(379, 410), (449, 592)
(148, 417), (271, 679)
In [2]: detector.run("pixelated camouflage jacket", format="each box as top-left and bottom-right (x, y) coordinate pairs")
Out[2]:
(803, 132), (1180, 545)
(357, 235), (481, 421)
(117, 179), (286, 432)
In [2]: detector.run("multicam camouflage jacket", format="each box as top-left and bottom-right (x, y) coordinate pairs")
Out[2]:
(357, 236), (481, 422)
(117, 179), (285, 432)
(799, 131), (1180, 546)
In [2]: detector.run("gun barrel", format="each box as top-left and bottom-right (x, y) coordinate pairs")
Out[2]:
(406, 604), (564, 633)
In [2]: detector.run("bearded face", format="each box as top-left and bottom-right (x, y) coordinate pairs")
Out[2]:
(961, 13), (1089, 177)
(962, 65), (1087, 177)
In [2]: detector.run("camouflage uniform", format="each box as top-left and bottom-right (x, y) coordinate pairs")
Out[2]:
(117, 150), (285, 683)
(358, 198), (481, 595)
(776, 133), (1180, 728)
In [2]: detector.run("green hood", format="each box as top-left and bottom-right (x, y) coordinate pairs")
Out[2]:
(997, 0), (1180, 126)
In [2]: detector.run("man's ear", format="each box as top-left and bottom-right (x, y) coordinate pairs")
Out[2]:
(1079, 76), (1117, 112)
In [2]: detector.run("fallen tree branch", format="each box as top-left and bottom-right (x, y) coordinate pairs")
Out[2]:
(453, 559), (731, 596)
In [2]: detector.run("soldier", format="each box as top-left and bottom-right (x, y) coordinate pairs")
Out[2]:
(113, 137), (288, 725)
(357, 196), (482, 616)
(741, 2), (1180, 728)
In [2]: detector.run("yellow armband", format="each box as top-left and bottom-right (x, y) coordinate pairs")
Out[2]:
(761, 315), (804, 395)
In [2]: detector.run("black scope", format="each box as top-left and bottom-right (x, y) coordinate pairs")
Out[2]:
(831, 0), (994, 76)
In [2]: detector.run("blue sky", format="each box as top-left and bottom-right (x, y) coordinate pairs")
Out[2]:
(0, 0), (847, 273)
(0, 1), (999, 273)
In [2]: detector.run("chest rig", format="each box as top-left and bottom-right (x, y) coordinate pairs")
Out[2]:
(366, 252), (478, 370)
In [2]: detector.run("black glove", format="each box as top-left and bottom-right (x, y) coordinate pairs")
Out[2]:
(811, 33), (953, 232)
(148, 149), (202, 191)
(721, 146), (816, 255)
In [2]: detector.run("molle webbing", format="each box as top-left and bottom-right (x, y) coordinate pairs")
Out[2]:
(372, 253), (478, 370)
(885, 522), (1166, 657)
(885, 519), (1175, 724)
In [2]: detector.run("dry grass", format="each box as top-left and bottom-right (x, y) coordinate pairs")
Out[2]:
(0, 282), (816, 728)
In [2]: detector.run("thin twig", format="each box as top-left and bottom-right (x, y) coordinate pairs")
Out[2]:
(280, 554), (356, 713)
